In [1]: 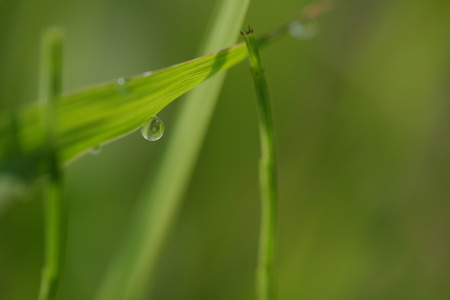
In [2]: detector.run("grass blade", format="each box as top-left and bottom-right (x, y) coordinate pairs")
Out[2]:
(242, 27), (278, 300)
(95, 0), (251, 299)
(0, 38), (249, 181)
(37, 27), (65, 300)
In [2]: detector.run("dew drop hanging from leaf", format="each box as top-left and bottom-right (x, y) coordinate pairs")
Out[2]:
(141, 116), (164, 141)
(89, 145), (102, 155)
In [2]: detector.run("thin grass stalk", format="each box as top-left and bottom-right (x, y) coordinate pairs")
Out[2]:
(239, 4), (333, 298)
(242, 28), (277, 300)
(37, 28), (65, 300)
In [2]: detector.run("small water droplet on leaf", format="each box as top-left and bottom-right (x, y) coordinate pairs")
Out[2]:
(116, 77), (128, 94)
(90, 145), (102, 155)
(289, 20), (319, 40)
(117, 77), (126, 85)
(141, 116), (164, 141)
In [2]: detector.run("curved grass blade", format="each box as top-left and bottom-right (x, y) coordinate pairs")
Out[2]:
(0, 40), (251, 181)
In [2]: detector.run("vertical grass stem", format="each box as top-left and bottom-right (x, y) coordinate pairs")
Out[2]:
(37, 28), (65, 300)
(242, 28), (277, 300)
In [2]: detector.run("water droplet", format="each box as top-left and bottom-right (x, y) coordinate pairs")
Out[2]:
(143, 71), (153, 77)
(89, 145), (102, 155)
(116, 77), (128, 94)
(289, 19), (319, 40)
(117, 77), (126, 85)
(141, 116), (164, 141)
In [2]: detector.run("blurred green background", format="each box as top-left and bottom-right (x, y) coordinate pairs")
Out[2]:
(1, 0), (450, 299)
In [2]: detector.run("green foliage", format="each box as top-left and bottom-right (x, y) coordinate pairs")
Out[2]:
(1, 1), (450, 300)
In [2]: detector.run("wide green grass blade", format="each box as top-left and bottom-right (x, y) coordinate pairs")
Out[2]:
(95, 0), (251, 299)
(0, 39), (251, 181)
